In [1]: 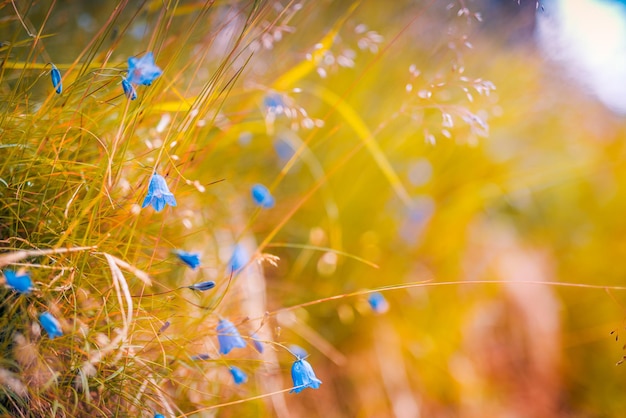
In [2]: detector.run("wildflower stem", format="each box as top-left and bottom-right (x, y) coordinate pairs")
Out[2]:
(266, 242), (379, 269)
(179, 387), (296, 416)
(266, 279), (626, 319)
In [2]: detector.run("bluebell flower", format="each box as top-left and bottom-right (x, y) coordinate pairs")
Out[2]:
(289, 345), (308, 359)
(187, 280), (215, 291)
(367, 292), (389, 314)
(251, 332), (264, 353)
(122, 78), (137, 100)
(230, 244), (249, 271)
(190, 353), (210, 361)
(217, 319), (246, 355)
(39, 312), (63, 339)
(229, 366), (248, 385)
(174, 250), (201, 269)
(50, 64), (62, 94)
(158, 321), (170, 334)
(290, 358), (322, 393)
(127, 52), (162, 86)
(264, 92), (285, 114)
(142, 173), (177, 212)
(274, 137), (295, 161)
(251, 184), (275, 208)
(154, 414), (165, 418)
(4, 270), (32, 294)
(398, 196), (435, 245)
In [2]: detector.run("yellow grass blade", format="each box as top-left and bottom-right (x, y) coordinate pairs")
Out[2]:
(311, 84), (412, 206)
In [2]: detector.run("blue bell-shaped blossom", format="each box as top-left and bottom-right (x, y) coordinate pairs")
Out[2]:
(50, 64), (62, 94)
(122, 78), (137, 100)
(127, 52), (162, 86)
(187, 280), (215, 291)
(290, 358), (322, 393)
(142, 173), (177, 212)
(367, 292), (389, 314)
(39, 312), (63, 339)
(229, 366), (248, 385)
(217, 319), (246, 355)
(251, 183), (275, 208)
(4, 270), (32, 294)
(174, 250), (201, 269)
(251, 332), (264, 353)
(230, 244), (249, 271)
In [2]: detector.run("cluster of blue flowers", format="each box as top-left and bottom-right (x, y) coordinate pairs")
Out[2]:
(47, 51), (322, 412)
(3, 270), (63, 339)
(216, 317), (322, 391)
(50, 52), (162, 101)
(123, 52), (162, 100)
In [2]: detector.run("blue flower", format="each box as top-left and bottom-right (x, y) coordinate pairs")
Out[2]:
(217, 319), (246, 355)
(367, 292), (389, 314)
(174, 250), (201, 269)
(50, 64), (62, 94)
(229, 366), (248, 385)
(230, 244), (249, 271)
(251, 184), (274, 208)
(187, 280), (215, 291)
(274, 137), (295, 161)
(4, 270), (32, 294)
(251, 333), (264, 353)
(122, 78), (137, 100)
(290, 358), (322, 393)
(39, 312), (63, 339)
(154, 414), (165, 418)
(142, 173), (177, 212)
(289, 345), (308, 359)
(158, 321), (170, 334)
(127, 52), (162, 86)
(264, 92), (285, 113)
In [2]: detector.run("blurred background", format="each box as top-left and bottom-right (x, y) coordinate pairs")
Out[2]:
(3, 0), (626, 416)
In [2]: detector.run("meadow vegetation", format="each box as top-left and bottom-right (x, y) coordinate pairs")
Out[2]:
(1, 0), (626, 416)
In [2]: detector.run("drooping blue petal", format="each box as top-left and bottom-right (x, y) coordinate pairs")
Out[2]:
(230, 244), (249, 271)
(39, 312), (63, 339)
(251, 333), (264, 353)
(187, 280), (215, 291)
(274, 137), (295, 161)
(4, 270), (32, 294)
(50, 64), (62, 94)
(289, 345), (308, 360)
(174, 250), (201, 269)
(158, 321), (170, 334)
(122, 78), (137, 100)
(127, 52), (163, 86)
(290, 358), (322, 393)
(142, 173), (177, 212)
(154, 414), (165, 418)
(264, 92), (285, 114)
(217, 319), (246, 355)
(229, 366), (248, 385)
(251, 184), (275, 208)
(367, 292), (389, 314)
